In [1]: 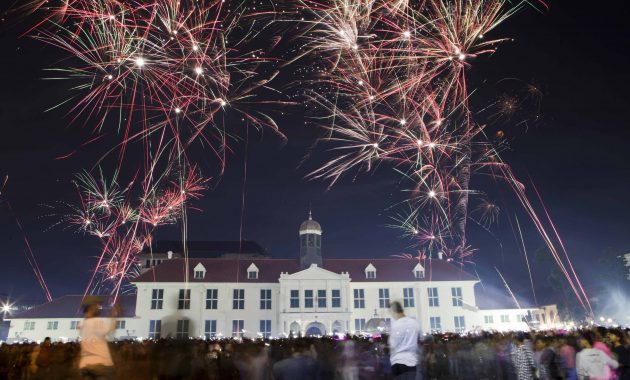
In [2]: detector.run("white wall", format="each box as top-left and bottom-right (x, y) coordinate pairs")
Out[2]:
(10, 270), (545, 341)
(133, 275), (481, 338)
(135, 282), (280, 339)
(476, 308), (536, 332)
(6, 317), (140, 343)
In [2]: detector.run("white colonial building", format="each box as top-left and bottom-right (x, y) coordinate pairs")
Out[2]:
(6, 213), (556, 342)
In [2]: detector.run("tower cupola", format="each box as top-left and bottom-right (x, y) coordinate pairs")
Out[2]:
(299, 210), (322, 269)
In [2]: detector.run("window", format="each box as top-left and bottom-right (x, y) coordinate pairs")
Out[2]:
(403, 288), (415, 308)
(501, 314), (510, 323)
(317, 290), (326, 308)
(354, 289), (365, 309)
(304, 290), (314, 308)
(378, 288), (390, 308)
(354, 318), (366, 332)
(232, 320), (244, 337)
(428, 287), (439, 307)
(193, 263), (206, 279)
(260, 320), (271, 339)
(454, 316), (465, 333)
(178, 289), (191, 310)
(116, 320), (126, 329)
(176, 319), (189, 339)
(366, 270), (376, 279)
(484, 315), (494, 324)
(332, 289), (341, 308)
(233, 289), (245, 309)
(149, 320), (161, 339)
(260, 289), (272, 310)
(204, 320), (217, 339)
(430, 317), (441, 332)
(24, 321), (35, 330)
(70, 320), (80, 330)
(451, 287), (463, 307)
(413, 263), (425, 279)
(290, 290), (299, 308)
(247, 263), (259, 280)
(206, 289), (218, 309)
(151, 289), (164, 309)
(47, 321), (59, 330)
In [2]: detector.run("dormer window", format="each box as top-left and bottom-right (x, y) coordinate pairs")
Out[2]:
(193, 263), (206, 279)
(247, 263), (259, 280)
(364, 263), (376, 279)
(412, 263), (425, 279)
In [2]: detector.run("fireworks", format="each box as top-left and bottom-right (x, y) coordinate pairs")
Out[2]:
(11, 0), (591, 314)
(64, 167), (206, 295)
(301, 0), (590, 313)
(20, 0), (287, 294)
(33, 0), (285, 169)
(300, 0), (540, 262)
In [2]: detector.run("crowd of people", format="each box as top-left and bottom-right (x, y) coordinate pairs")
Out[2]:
(0, 327), (627, 380)
(0, 298), (627, 380)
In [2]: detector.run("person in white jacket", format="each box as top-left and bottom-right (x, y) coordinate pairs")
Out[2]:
(388, 301), (420, 380)
(79, 296), (120, 380)
(576, 332), (618, 380)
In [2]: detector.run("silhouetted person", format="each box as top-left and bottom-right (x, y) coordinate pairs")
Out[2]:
(32, 337), (51, 380)
(272, 342), (317, 380)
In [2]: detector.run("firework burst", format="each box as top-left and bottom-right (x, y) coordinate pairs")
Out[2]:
(64, 166), (206, 295)
(33, 0), (286, 169)
(300, 0), (542, 262)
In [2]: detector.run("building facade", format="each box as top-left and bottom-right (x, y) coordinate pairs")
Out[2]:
(7, 213), (551, 342)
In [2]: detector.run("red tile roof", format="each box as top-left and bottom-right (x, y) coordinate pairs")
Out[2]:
(133, 257), (477, 283)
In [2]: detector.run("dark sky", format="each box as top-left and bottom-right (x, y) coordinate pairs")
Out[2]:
(1, 1), (629, 304)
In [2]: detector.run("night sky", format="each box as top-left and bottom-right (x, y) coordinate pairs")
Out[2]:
(1, 2), (629, 304)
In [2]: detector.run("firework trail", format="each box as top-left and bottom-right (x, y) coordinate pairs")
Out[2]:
(62, 165), (206, 297)
(13, 0), (289, 295)
(300, 0), (541, 259)
(31, 0), (286, 169)
(495, 266), (521, 309)
(1, 176), (53, 302)
(300, 0), (591, 312)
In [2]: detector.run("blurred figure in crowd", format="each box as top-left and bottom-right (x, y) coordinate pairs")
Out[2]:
(272, 341), (317, 380)
(388, 300), (420, 380)
(31, 337), (51, 380)
(79, 296), (119, 380)
(512, 332), (536, 380)
(608, 330), (630, 380)
(577, 331), (619, 380)
(559, 337), (578, 380)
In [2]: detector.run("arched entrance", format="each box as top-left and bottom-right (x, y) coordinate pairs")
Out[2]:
(305, 321), (326, 336)
(289, 322), (300, 336)
(331, 320), (344, 335)
(366, 318), (390, 333)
